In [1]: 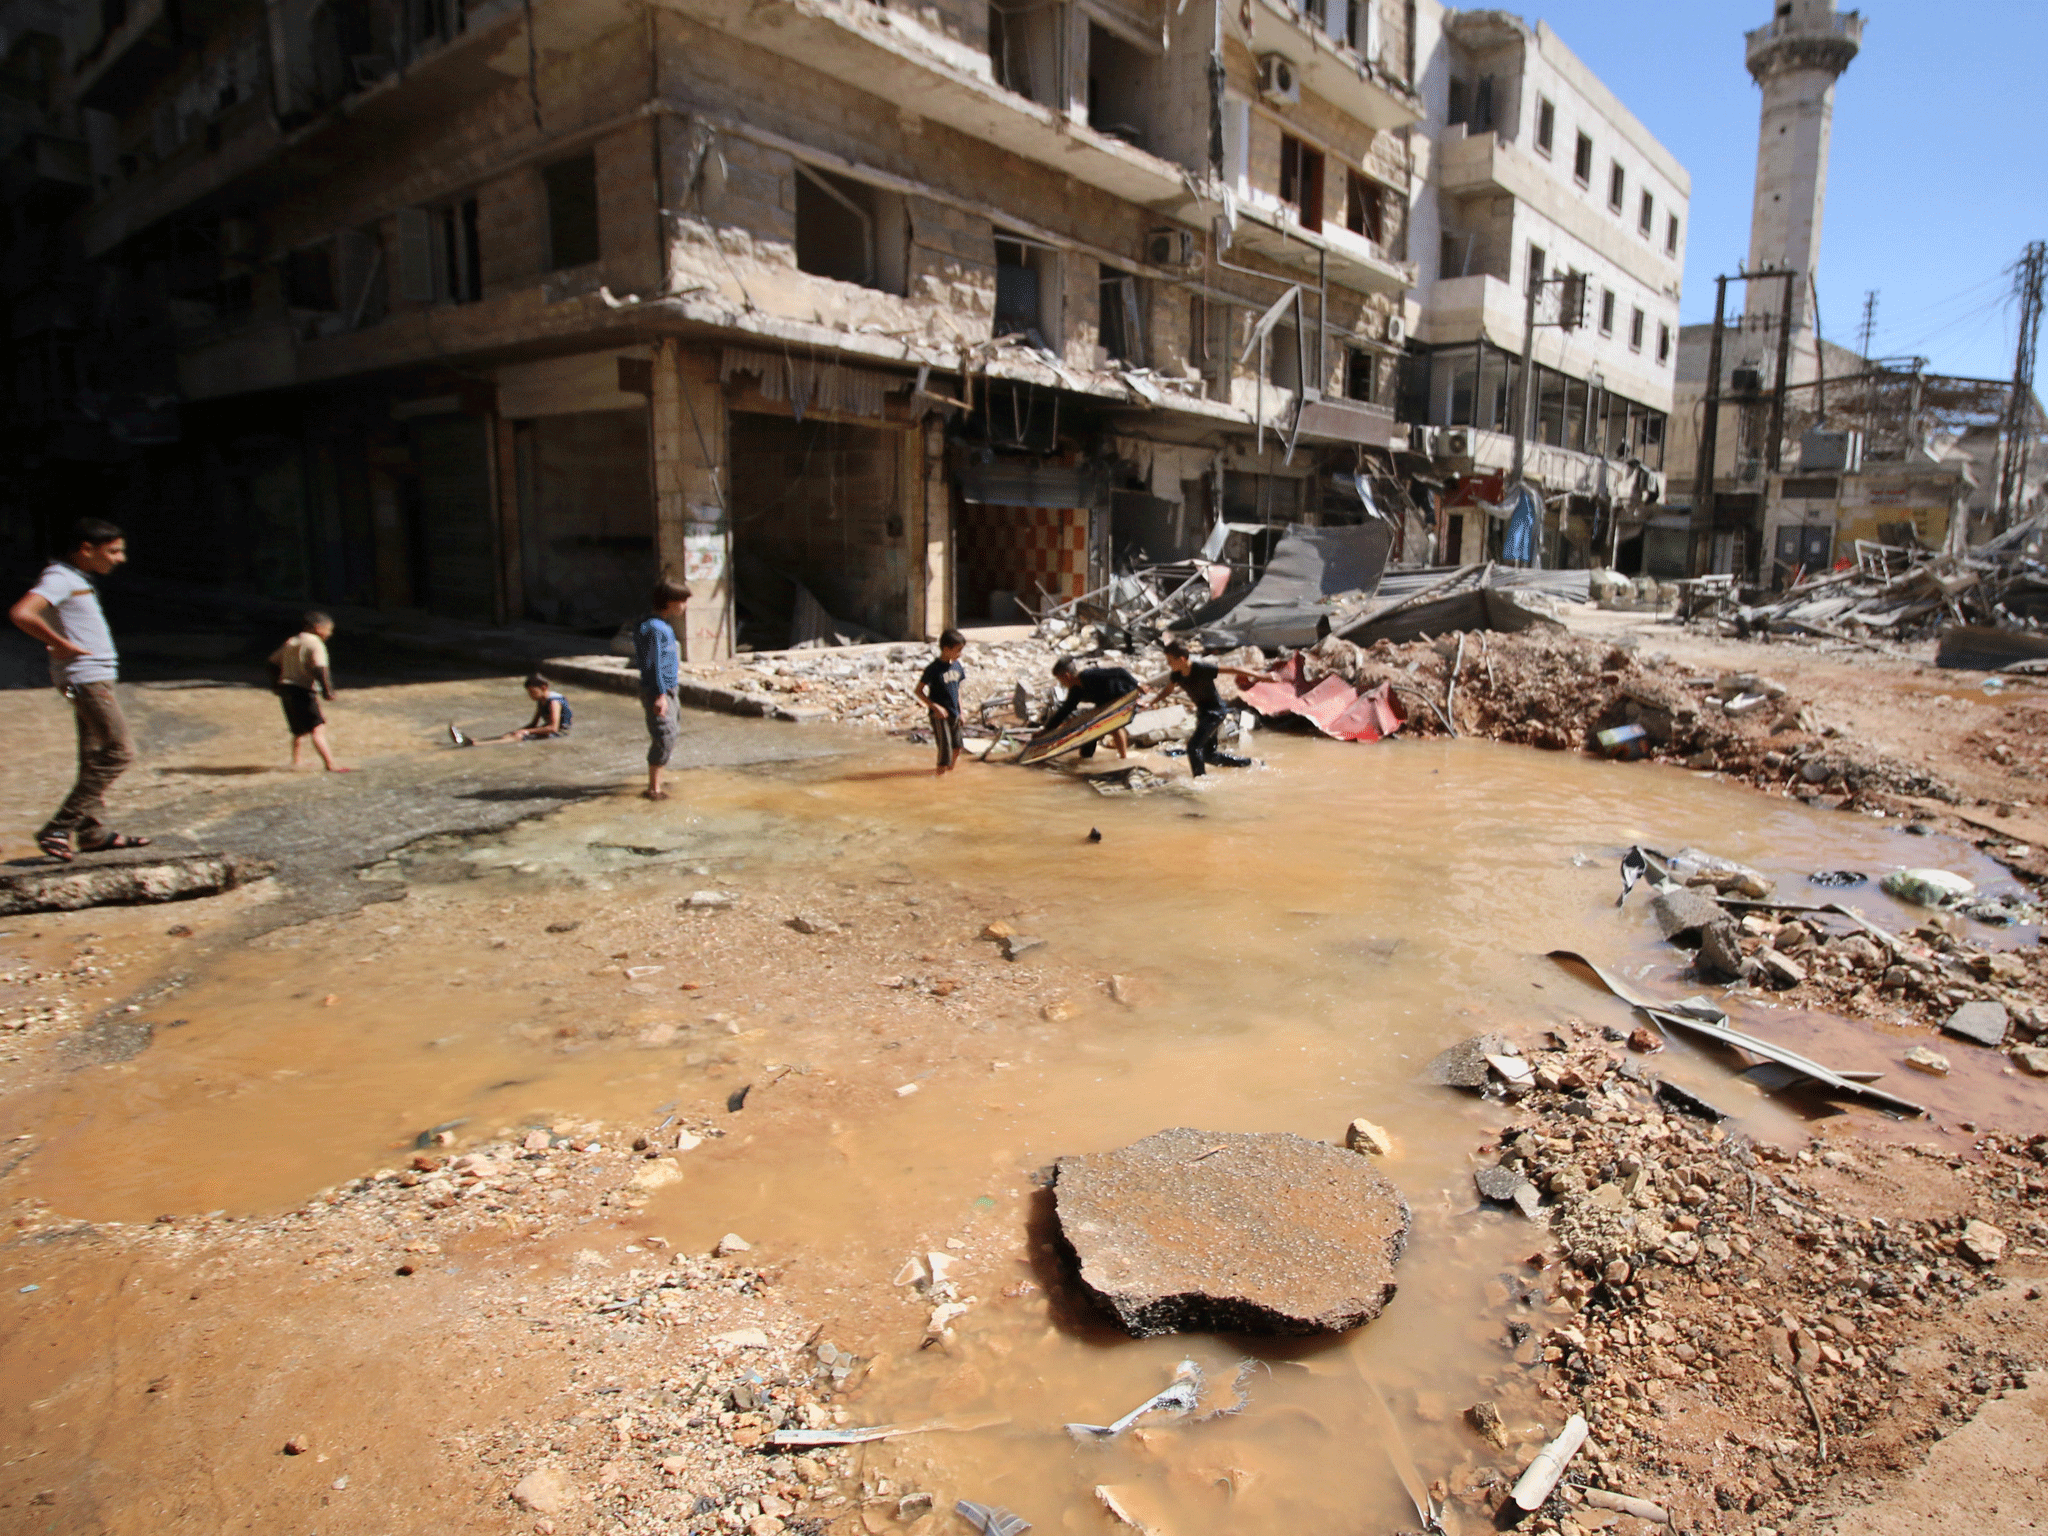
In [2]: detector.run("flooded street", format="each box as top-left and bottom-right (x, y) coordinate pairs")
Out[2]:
(5, 720), (2032, 1534)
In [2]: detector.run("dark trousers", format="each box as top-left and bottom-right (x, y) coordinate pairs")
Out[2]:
(42, 682), (135, 840)
(1187, 708), (1249, 777)
(931, 708), (963, 768)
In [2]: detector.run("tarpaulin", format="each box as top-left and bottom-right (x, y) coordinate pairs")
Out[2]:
(1195, 522), (1392, 649)
(1240, 653), (1405, 743)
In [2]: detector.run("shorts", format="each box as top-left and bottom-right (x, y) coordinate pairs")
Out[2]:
(644, 692), (680, 767)
(279, 684), (324, 736)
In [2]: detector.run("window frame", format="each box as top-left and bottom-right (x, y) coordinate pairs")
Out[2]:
(541, 151), (600, 274)
(1573, 131), (1593, 186)
(1598, 288), (1615, 336)
(1665, 213), (1681, 257)
(1628, 307), (1645, 353)
(1278, 133), (1326, 234)
(1638, 189), (1654, 237)
(1657, 321), (1672, 365)
(1535, 97), (1555, 156)
(1607, 160), (1625, 213)
(1527, 242), (1546, 297)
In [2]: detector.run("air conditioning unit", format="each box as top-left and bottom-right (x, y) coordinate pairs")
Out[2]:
(1257, 53), (1300, 105)
(1384, 313), (1407, 346)
(1442, 427), (1474, 458)
(1408, 426), (1439, 458)
(1146, 227), (1195, 268)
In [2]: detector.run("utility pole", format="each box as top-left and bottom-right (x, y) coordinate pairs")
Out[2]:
(1693, 275), (1729, 571)
(1767, 269), (1796, 472)
(1856, 290), (1878, 358)
(1508, 267), (1584, 564)
(1996, 240), (2046, 529)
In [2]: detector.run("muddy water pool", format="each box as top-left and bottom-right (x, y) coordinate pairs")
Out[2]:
(2, 726), (2028, 1532)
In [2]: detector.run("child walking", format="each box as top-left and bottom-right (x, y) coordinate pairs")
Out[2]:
(449, 674), (573, 746)
(913, 628), (968, 776)
(269, 611), (351, 772)
(634, 579), (690, 800)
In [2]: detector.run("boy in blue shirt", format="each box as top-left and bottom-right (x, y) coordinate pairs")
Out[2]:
(634, 580), (689, 800)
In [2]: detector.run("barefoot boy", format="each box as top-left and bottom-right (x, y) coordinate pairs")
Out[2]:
(269, 611), (351, 772)
(634, 580), (689, 800)
(913, 629), (967, 776)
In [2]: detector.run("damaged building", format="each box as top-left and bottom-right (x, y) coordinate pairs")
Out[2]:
(0, 0), (1438, 653)
(1400, 2), (1685, 571)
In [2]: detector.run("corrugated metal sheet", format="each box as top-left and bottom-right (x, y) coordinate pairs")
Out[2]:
(721, 348), (894, 420)
(957, 461), (1108, 508)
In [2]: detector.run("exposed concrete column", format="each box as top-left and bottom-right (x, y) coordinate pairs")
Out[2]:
(651, 338), (733, 660)
(917, 414), (952, 637)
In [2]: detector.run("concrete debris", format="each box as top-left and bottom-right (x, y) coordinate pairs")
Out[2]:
(1943, 1001), (2010, 1048)
(0, 854), (276, 916)
(1584, 1487), (1671, 1524)
(1957, 1220), (2007, 1265)
(1464, 1400), (1508, 1449)
(1650, 888), (1729, 942)
(509, 1466), (576, 1515)
(1903, 1046), (1952, 1076)
(1511, 1412), (1589, 1512)
(1051, 1127), (1410, 1337)
(1344, 1118), (1395, 1157)
(1423, 1034), (1518, 1090)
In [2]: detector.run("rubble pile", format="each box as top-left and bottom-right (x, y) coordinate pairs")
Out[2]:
(1431, 1025), (2048, 1533)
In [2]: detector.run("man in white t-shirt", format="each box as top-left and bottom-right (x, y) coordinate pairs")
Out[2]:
(8, 519), (148, 862)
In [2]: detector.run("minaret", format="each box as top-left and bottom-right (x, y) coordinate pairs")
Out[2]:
(1742, 0), (1863, 334)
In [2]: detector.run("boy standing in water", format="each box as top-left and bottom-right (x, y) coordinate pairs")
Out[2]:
(1141, 640), (1274, 777)
(269, 611), (351, 772)
(635, 579), (690, 800)
(913, 628), (968, 776)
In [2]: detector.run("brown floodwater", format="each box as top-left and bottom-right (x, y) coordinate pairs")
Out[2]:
(1, 726), (2031, 1533)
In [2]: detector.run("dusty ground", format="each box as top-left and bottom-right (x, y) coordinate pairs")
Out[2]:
(3, 603), (2047, 1535)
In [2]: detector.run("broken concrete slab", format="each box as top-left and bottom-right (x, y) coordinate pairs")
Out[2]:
(1474, 1167), (1538, 1211)
(1943, 1001), (2009, 1048)
(0, 854), (275, 916)
(1422, 1033), (1516, 1089)
(2013, 1046), (2048, 1076)
(1650, 889), (1727, 942)
(1755, 950), (1807, 990)
(1958, 1219), (2006, 1266)
(1698, 920), (1746, 980)
(1052, 1127), (1410, 1337)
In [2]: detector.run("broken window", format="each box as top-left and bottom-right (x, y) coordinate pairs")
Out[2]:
(1638, 189), (1654, 236)
(1447, 78), (1468, 127)
(1086, 24), (1154, 149)
(1527, 243), (1546, 296)
(1607, 161), (1624, 212)
(1472, 75), (1494, 133)
(1666, 213), (1680, 256)
(1346, 170), (1384, 244)
(1573, 131), (1592, 186)
(794, 164), (907, 294)
(1657, 322), (1672, 365)
(1098, 264), (1143, 367)
(1267, 320), (1301, 391)
(994, 233), (1057, 348)
(543, 152), (599, 272)
(1535, 97), (1555, 155)
(988, 1), (1058, 107)
(1279, 134), (1324, 233)
(1598, 288), (1615, 335)
(1345, 347), (1375, 402)
(1629, 307), (1645, 352)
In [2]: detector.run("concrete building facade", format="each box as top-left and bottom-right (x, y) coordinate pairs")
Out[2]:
(0, 0), (1428, 653)
(1402, 2), (1686, 570)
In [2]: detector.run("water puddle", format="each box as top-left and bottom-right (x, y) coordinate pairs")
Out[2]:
(2, 726), (2032, 1532)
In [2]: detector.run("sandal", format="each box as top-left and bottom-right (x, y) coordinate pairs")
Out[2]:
(36, 830), (73, 863)
(80, 832), (152, 853)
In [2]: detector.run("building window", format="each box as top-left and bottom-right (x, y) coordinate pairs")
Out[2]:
(1535, 97), (1555, 155)
(1099, 264), (1143, 366)
(993, 232), (1056, 348)
(1657, 322), (1672, 364)
(442, 196), (482, 303)
(1527, 242), (1546, 296)
(1279, 134), (1325, 233)
(542, 152), (599, 272)
(1303, 0), (1326, 25)
(989, 1), (1059, 107)
(795, 164), (907, 294)
(1471, 76), (1494, 132)
(1607, 161), (1625, 212)
(1345, 347), (1375, 402)
(1598, 288), (1615, 335)
(1447, 78), (1468, 126)
(1638, 190), (1654, 236)
(1666, 213), (1680, 256)
(1573, 131), (1592, 185)
(1346, 170), (1384, 244)
(1629, 307), (1645, 352)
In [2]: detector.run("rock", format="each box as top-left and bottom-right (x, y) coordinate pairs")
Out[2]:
(1345, 1118), (1395, 1156)
(1836, 935), (1885, 971)
(1603, 1259), (1632, 1285)
(787, 914), (838, 935)
(712, 1328), (771, 1350)
(1002, 934), (1046, 961)
(1474, 1166), (1531, 1205)
(1052, 1127), (1410, 1336)
(1944, 1001), (2009, 1048)
(1465, 1400), (1508, 1449)
(981, 921), (1013, 940)
(1698, 919), (1746, 980)
(1958, 1220), (2006, 1266)
(2013, 1046), (2048, 1076)
(897, 1493), (935, 1520)
(1651, 889), (1728, 942)
(522, 1129), (552, 1151)
(714, 1232), (753, 1256)
(1422, 1033), (1515, 1089)
(511, 1467), (575, 1515)
(1755, 949), (1807, 990)
(1904, 1046), (1951, 1076)
(0, 853), (276, 916)
(684, 891), (734, 909)
(283, 1435), (311, 1455)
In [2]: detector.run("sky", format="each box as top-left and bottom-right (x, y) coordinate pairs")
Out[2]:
(1534, 0), (2047, 382)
